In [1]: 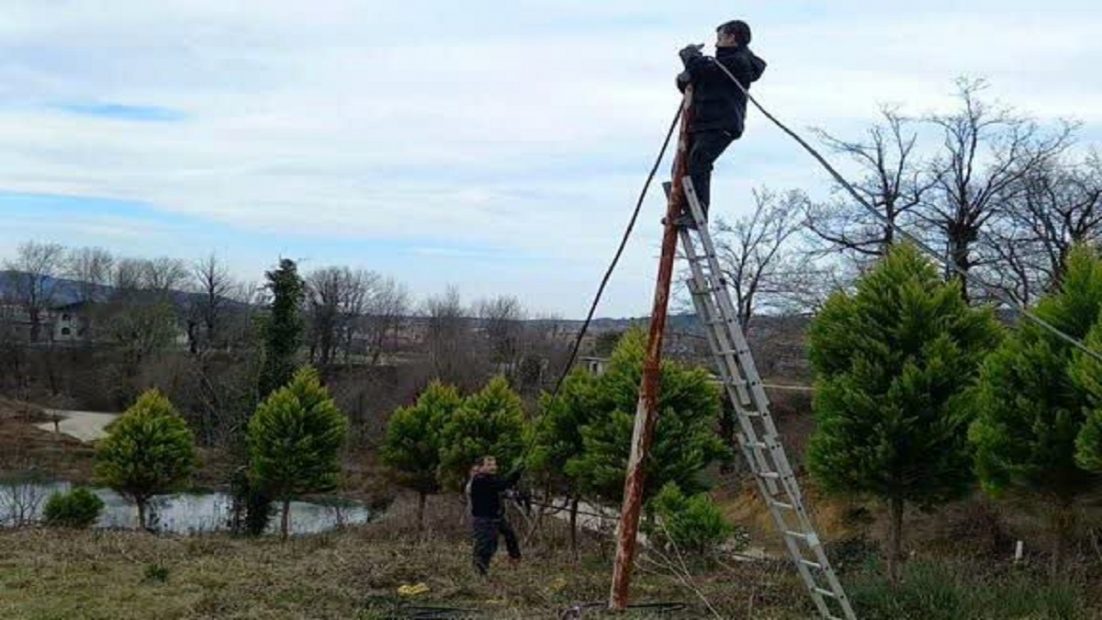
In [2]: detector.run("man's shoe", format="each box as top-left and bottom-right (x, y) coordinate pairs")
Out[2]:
(672, 213), (698, 229)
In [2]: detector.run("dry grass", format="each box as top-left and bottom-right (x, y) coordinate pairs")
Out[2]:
(0, 494), (810, 620)
(0, 398), (96, 484)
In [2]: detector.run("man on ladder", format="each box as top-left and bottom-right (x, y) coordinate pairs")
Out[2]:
(673, 19), (767, 228)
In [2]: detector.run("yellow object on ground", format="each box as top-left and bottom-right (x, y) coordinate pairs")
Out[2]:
(397, 583), (430, 597)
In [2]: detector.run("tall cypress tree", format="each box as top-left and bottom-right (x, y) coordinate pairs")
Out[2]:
(807, 243), (1001, 585)
(971, 246), (1102, 573)
(259, 258), (305, 399)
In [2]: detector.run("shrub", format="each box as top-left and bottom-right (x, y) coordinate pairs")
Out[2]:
(95, 389), (196, 530)
(648, 482), (733, 556)
(381, 381), (462, 530)
(43, 487), (104, 529)
(437, 376), (527, 490)
(230, 466), (274, 537)
(143, 563), (170, 583)
(563, 329), (728, 504)
(248, 366), (347, 540)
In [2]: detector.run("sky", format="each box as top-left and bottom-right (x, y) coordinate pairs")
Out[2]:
(1, 1), (1100, 318)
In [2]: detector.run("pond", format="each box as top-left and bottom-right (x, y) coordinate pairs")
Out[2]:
(0, 481), (371, 535)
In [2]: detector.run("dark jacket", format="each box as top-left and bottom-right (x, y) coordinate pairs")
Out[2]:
(678, 45), (767, 137)
(468, 470), (521, 519)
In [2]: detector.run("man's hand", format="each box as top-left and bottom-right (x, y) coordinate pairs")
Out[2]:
(678, 43), (705, 64)
(676, 70), (691, 92)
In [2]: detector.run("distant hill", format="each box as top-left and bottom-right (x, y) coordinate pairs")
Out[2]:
(0, 271), (232, 311)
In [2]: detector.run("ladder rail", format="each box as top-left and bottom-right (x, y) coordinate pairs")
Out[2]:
(678, 177), (857, 620)
(681, 233), (781, 495)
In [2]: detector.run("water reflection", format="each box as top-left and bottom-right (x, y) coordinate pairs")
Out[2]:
(0, 481), (370, 535)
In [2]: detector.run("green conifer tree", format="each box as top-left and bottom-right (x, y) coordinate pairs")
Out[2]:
(527, 368), (599, 554)
(808, 243), (1001, 584)
(438, 375), (528, 490)
(972, 246), (1102, 573)
(248, 367), (348, 540)
(95, 389), (196, 530)
(563, 329), (728, 506)
(381, 381), (462, 531)
(259, 258), (305, 400)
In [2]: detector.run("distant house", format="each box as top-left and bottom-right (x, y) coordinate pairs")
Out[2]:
(579, 356), (608, 376)
(52, 302), (90, 342)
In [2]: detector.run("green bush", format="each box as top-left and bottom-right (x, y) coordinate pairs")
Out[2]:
(249, 366), (347, 540)
(95, 389), (196, 530)
(143, 563), (170, 584)
(437, 375), (527, 490)
(648, 482), (734, 556)
(43, 487), (104, 529)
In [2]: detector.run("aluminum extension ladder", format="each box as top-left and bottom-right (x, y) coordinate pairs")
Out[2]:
(675, 177), (856, 620)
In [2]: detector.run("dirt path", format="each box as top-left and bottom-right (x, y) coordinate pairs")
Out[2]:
(37, 410), (118, 443)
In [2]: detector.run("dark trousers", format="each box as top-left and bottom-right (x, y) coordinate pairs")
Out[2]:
(472, 516), (521, 575)
(685, 130), (735, 220)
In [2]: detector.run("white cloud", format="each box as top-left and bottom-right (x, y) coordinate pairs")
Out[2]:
(0, 1), (1099, 315)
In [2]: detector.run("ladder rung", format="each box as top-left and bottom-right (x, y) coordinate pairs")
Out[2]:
(723, 376), (749, 389)
(682, 186), (854, 620)
(686, 251), (716, 262)
(785, 531), (821, 546)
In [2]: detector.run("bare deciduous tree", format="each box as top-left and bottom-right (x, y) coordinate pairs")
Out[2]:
(981, 154), (1102, 304)
(423, 286), (483, 387)
(305, 267), (378, 370)
(362, 276), (408, 365)
(110, 257), (147, 295)
(66, 246), (114, 304)
(190, 254), (235, 353)
(922, 78), (1075, 301)
(806, 107), (933, 260)
(712, 188), (811, 332)
(3, 241), (65, 343)
(477, 295), (526, 372)
(141, 257), (190, 298)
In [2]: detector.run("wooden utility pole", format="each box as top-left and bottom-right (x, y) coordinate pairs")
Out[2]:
(609, 87), (694, 611)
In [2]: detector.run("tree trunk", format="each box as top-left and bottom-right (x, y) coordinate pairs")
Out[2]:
(137, 499), (148, 531)
(887, 497), (905, 587)
(281, 498), (291, 541)
(570, 497), (580, 561)
(1049, 500), (1075, 578)
(417, 492), (427, 535)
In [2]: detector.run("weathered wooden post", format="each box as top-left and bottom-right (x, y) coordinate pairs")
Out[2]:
(609, 87), (694, 611)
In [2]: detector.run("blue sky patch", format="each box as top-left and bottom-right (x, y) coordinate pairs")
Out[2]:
(49, 102), (186, 122)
